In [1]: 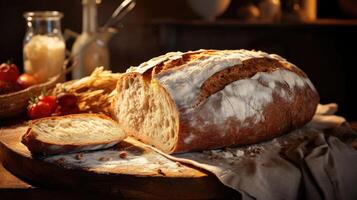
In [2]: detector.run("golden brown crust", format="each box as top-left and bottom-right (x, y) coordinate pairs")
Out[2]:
(142, 50), (309, 108)
(118, 49), (320, 153)
(161, 51), (319, 153)
(172, 86), (319, 153)
(151, 50), (220, 76)
(196, 58), (306, 107)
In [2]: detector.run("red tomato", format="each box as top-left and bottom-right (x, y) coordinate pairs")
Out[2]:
(27, 101), (53, 119)
(17, 74), (37, 89)
(0, 62), (20, 83)
(39, 95), (57, 112)
(56, 93), (78, 107)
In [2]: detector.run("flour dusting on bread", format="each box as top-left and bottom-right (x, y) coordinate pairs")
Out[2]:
(114, 49), (319, 153)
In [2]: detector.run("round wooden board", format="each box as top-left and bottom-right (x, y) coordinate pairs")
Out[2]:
(0, 125), (238, 199)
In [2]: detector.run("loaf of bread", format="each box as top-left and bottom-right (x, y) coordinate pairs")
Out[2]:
(112, 49), (319, 154)
(22, 114), (127, 155)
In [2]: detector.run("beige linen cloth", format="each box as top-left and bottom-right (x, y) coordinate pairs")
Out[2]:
(151, 104), (357, 200)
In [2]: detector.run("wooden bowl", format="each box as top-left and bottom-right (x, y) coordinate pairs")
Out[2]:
(0, 74), (63, 119)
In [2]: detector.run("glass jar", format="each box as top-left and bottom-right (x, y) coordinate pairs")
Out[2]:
(23, 11), (66, 83)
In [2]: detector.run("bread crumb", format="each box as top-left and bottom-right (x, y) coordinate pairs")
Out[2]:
(210, 150), (223, 159)
(74, 153), (83, 160)
(157, 168), (165, 176)
(222, 151), (234, 158)
(98, 157), (111, 162)
(119, 151), (128, 159)
(235, 150), (244, 157)
(55, 157), (66, 165)
(175, 162), (182, 167)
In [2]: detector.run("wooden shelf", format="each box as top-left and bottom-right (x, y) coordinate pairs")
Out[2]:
(152, 18), (357, 27)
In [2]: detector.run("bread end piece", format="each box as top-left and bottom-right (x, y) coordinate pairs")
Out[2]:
(21, 114), (127, 155)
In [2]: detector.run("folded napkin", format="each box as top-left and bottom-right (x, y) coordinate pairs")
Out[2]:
(153, 104), (357, 200)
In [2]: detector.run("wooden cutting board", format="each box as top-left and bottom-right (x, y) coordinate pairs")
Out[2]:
(0, 125), (238, 199)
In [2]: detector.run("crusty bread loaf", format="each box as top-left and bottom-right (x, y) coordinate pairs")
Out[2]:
(22, 114), (127, 155)
(112, 49), (319, 154)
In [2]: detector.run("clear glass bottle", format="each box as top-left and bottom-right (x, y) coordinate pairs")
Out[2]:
(72, 0), (112, 79)
(23, 11), (66, 83)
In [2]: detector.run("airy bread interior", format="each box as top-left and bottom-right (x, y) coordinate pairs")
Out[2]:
(31, 115), (126, 145)
(115, 73), (178, 153)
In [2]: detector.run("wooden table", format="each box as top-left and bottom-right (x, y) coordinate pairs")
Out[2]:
(1, 117), (356, 199)
(0, 118), (239, 200)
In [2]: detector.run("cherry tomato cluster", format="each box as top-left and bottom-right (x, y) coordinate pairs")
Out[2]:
(0, 62), (37, 95)
(27, 92), (80, 119)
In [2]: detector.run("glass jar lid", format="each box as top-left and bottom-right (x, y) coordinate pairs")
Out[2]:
(23, 11), (63, 21)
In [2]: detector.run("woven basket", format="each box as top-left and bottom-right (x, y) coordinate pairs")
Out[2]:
(0, 74), (63, 119)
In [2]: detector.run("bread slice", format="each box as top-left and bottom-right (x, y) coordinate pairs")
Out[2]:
(22, 114), (127, 155)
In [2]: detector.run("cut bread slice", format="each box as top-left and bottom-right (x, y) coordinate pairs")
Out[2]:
(21, 114), (127, 155)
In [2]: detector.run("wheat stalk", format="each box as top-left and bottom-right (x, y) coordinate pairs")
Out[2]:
(51, 67), (122, 115)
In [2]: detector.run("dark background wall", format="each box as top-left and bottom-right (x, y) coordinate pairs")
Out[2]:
(0, 0), (356, 120)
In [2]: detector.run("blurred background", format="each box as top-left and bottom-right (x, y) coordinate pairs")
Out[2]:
(0, 0), (356, 120)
